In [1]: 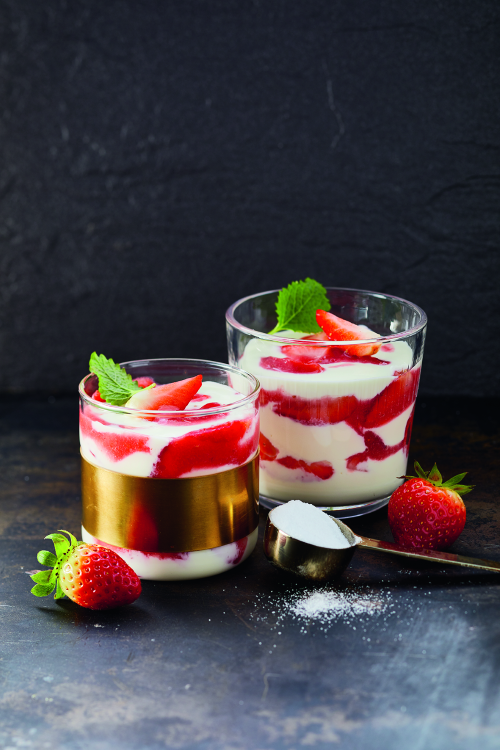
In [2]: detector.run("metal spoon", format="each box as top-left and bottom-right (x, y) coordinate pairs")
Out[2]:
(264, 513), (500, 582)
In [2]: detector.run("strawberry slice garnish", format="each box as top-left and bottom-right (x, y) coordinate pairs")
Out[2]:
(30, 530), (141, 610)
(126, 375), (203, 412)
(388, 462), (473, 550)
(316, 309), (381, 357)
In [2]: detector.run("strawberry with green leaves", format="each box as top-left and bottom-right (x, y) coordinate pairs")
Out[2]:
(30, 530), (141, 610)
(388, 462), (473, 550)
(89, 352), (202, 411)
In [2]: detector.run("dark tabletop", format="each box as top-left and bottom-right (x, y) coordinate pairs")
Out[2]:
(1, 395), (499, 750)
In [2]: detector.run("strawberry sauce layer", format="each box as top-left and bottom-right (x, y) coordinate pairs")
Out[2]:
(259, 435), (334, 481)
(80, 381), (259, 479)
(80, 408), (151, 461)
(151, 417), (258, 479)
(260, 367), (420, 429)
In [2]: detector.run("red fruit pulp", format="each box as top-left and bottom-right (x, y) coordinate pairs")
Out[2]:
(259, 432), (333, 480)
(151, 416), (258, 479)
(80, 407), (151, 461)
(278, 346), (390, 368)
(259, 433), (279, 461)
(276, 455), (334, 480)
(260, 368), (420, 429)
(134, 376), (155, 388)
(259, 367), (420, 480)
(260, 357), (324, 374)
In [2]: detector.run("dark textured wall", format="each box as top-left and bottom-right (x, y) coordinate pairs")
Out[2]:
(1, 1), (499, 395)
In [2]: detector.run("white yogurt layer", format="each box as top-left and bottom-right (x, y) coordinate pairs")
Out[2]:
(240, 331), (417, 505)
(81, 526), (258, 580)
(80, 380), (258, 478)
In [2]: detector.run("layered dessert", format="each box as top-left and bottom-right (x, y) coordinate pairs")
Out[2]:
(241, 331), (419, 504)
(227, 281), (425, 508)
(79, 356), (260, 579)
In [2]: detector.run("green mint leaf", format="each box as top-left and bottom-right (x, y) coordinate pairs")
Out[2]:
(268, 278), (331, 335)
(89, 352), (141, 406)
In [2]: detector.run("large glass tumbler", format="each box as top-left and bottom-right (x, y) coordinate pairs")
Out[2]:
(226, 288), (427, 517)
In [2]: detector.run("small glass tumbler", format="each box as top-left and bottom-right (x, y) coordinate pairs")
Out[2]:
(226, 288), (427, 517)
(79, 359), (260, 579)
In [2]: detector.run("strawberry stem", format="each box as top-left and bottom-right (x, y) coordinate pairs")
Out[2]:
(404, 461), (474, 496)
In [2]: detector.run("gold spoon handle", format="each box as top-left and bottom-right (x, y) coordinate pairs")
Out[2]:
(358, 536), (500, 573)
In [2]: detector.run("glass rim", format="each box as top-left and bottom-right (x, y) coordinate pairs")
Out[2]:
(78, 357), (261, 417)
(225, 286), (427, 345)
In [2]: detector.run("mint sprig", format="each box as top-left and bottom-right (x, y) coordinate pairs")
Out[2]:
(89, 352), (143, 406)
(268, 278), (331, 335)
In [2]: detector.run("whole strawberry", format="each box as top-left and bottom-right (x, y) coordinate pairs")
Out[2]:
(30, 530), (141, 610)
(388, 462), (473, 550)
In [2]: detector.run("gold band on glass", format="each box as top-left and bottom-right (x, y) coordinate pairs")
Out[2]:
(81, 452), (259, 553)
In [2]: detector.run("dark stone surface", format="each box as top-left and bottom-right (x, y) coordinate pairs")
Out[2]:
(0, 1), (499, 395)
(1, 395), (500, 749)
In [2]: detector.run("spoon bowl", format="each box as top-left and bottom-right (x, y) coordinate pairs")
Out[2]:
(264, 513), (358, 581)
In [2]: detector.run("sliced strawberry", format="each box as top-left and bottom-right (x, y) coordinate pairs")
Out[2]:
(276, 456), (334, 480)
(134, 376), (155, 388)
(316, 309), (381, 357)
(92, 390), (106, 403)
(260, 433), (279, 461)
(126, 375), (203, 412)
(260, 357), (324, 374)
(364, 367), (420, 428)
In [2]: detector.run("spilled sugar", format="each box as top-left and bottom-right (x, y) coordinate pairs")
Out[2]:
(269, 500), (358, 550)
(249, 583), (395, 633)
(288, 588), (389, 623)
